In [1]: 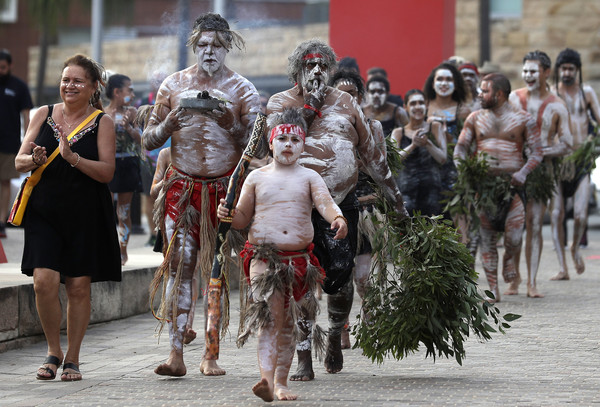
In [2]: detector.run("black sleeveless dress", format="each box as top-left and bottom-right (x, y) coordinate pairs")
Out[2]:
(21, 105), (121, 282)
(397, 131), (442, 216)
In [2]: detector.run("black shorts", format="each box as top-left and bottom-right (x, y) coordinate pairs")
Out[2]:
(109, 156), (142, 193)
(312, 192), (359, 295)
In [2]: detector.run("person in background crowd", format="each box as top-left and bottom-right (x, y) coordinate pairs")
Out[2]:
(552, 48), (600, 275)
(509, 50), (572, 296)
(105, 74), (142, 266)
(0, 48), (33, 238)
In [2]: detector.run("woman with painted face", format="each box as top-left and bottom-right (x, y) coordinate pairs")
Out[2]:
(105, 74), (142, 266)
(14, 54), (120, 382)
(391, 89), (447, 216)
(424, 62), (472, 230)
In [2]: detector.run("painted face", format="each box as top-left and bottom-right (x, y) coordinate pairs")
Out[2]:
(120, 80), (135, 105)
(367, 81), (387, 108)
(60, 64), (94, 103)
(479, 80), (498, 109)
(559, 63), (578, 86)
(460, 68), (479, 88)
(334, 80), (360, 103)
(270, 132), (304, 165)
(406, 93), (426, 119)
(434, 69), (455, 97)
(300, 55), (329, 91)
(196, 31), (228, 76)
(522, 60), (542, 91)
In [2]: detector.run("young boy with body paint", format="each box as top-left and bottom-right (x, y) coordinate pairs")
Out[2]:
(217, 108), (348, 401)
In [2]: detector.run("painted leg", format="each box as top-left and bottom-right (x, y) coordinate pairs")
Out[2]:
(478, 219), (501, 303)
(116, 192), (133, 266)
(550, 187), (569, 279)
(503, 197), (527, 296)
(253, 282), (284, 402)
(200, 278), (226, 376)
(571, 177), (589, 275)
(33, 269), (64, 379)
(183, 257), (200, 345)
(325, 279), (353, 373)
(155, 222), (196, 376)
(274, 306), (298, 401)
(289, 305), (314, 381)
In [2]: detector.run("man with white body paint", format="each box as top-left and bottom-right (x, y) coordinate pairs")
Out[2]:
(509, 50), (573, 297)
(455, 73), (542, 302)
(218, 108), (347, 401)
(142, 13), (260, 377)
(329, 69), (386, 350)
(362, 75), (408, 137)
(551, 48), (600, 278)
(267, 39), (407, 380)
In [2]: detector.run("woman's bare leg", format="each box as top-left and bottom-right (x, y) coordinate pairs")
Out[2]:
(62, 275), (91, 380)
(33, 268), (64, 378)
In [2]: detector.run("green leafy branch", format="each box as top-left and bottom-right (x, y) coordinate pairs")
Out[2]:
(352, 194), (520, 366)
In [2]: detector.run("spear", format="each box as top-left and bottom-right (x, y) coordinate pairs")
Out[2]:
(204, 112), (267, 361)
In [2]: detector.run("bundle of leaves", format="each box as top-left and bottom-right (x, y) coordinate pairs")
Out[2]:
(565, 134), (600, 172)
(525, 160), (558, 204)
(444, 153), (513, 232)
(352, 198), (520, 365)
(384, 136), (404, 176)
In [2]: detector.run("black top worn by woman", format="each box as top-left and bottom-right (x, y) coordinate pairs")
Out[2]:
(21, 105), (121, 282)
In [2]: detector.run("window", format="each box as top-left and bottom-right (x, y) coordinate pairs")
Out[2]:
(0, 0), (18, 23)
(490, 0), (522, 19)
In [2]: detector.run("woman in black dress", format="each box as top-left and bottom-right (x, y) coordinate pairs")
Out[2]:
(15, 54), (120, 382)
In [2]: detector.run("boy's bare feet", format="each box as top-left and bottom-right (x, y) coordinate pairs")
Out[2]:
(200, 358), (226, 376)
(252, 378), (274, 402)
(290, 350), (314, 381)
(275, 385), (298, 401)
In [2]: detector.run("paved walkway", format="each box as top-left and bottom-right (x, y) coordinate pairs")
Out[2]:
(0, 218), (599, 406)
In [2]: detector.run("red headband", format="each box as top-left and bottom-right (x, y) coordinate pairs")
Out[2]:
(303, 53), (324, 60)
(459, 63), (479, 76)
(269, 124), (306, 143)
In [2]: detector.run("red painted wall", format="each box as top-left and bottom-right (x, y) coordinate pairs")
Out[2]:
(329, 0), (456, 99)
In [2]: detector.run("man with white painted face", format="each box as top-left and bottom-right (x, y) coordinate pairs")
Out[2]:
(509, 50), (572, 297)
(455, 73), (542, 302)
(459, 62), (481, 111)
(267, 39), (407, 381)
(362, 75), (408, 137)
(142, 12), (260, 377)
(551, 48), (600, 278)
(330, 69), (386, 350)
